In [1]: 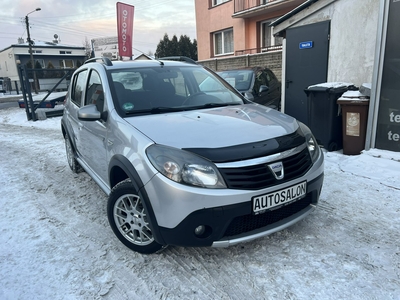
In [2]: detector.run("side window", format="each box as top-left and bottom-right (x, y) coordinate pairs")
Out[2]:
(71, 70), (88, 107)
(85, 70), (104, 112)
(254, 71), (268, 93)
(169, 71), (188, 97)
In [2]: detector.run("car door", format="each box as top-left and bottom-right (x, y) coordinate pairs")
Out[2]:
(78, 69), (109, 184)
(264, 68), (281, 109)
(252, 70), (269, 106)
(66, 69), (88, 155)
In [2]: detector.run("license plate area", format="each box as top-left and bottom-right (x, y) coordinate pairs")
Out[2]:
(252, 181), (307, 214)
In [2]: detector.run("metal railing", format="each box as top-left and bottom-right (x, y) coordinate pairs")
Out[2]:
(235, 44), (282, 56)
(234, 0), (284, 14)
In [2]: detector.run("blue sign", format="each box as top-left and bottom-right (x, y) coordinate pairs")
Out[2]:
(299, 41), (314, 49)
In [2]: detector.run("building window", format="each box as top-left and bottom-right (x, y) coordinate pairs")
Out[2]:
(214, 28), (233, 55)
(60, 59), (74, 68)
(59, 51), (72, 54)
(35, 59), (45, 68)
(261, 21), (283, 49)
(212, 0), (229, 7)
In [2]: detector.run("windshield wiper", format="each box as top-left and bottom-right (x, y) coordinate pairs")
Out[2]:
(124, 107), (185, 115)
(125, 103), (241, 116)
(149, 107), (185, 114)
(197, 102), (241, 109)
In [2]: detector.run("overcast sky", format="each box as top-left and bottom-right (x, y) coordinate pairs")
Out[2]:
(0, 0), (196, 55)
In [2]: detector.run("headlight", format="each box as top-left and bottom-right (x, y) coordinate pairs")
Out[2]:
(298, 122), (321, 163)
(146, 144), (227, 189)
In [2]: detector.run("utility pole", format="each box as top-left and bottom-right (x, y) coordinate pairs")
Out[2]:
(25, 8), (41, 94)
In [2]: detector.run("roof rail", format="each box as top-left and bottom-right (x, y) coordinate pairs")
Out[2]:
(158, 56), (197, 65)
(84, 57), (113, 66)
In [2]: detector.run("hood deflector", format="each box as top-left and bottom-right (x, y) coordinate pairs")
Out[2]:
(183, 128), (305, 163)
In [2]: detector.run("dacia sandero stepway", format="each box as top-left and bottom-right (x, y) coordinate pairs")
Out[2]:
(61, 57), (324, 254)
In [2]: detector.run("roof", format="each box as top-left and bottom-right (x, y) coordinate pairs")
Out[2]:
(83, 57), (200, 70)
(270, 0), (337, 36)
(270, 0), (319, 27)
(0, 41), (85, 53)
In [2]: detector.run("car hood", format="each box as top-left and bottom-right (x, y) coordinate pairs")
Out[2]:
(125, 104), (298, 149)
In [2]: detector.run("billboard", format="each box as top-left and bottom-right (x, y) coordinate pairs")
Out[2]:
(116, 2), (135, 58)
(92, 37), (118, 60)
(375, 0), (400, 152)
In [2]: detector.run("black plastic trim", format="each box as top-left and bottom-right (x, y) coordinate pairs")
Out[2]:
(183, 128), (305, 163)
(108, 155), (166, 245)
(158, 173), (324, 247)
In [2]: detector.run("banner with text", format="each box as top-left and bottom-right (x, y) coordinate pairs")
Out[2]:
(376, 0), (400, 152)
(116, 2), (134, 58)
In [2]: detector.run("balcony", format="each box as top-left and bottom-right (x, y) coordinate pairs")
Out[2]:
(233, 0), (307, 18)
(235, 44), (282, 56)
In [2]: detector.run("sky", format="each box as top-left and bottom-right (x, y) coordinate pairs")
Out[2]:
(0, 0), (196, 55)
(0, 102), (399, 299)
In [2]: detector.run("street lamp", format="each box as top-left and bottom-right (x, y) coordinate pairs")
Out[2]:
(25, 7), (41, 94)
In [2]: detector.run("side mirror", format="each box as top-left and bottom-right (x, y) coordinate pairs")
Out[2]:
(78, 104), (101, 121)
(259, 85), (269, 95)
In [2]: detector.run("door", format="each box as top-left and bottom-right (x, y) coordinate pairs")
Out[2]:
(79, 70), (109, 183)
(285, 21), (330, 124)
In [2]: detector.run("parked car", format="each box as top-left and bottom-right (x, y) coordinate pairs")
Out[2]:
(217, 67), (281, 110)
(61, 57), (324, 254)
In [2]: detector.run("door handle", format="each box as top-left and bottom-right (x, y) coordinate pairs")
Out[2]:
(286, 80), (293, 88)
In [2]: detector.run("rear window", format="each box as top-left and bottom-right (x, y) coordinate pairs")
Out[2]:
(218, 70), (253, 91)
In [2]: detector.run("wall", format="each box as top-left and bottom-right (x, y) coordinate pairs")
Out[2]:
(290, 0), (379, 87)
(0, 49), (19, 81)
(198, 51), (283, 81)
(195, 0), (246, 61)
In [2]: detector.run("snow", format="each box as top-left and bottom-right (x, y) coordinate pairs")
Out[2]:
(339, 90), (369, 99)
(0, 106), (399, 300)
(307, 82), (355, 89)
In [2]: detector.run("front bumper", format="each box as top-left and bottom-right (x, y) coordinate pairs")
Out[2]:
(157, 173), (324, 247)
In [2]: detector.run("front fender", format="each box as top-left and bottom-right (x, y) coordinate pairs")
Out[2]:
(108, 155), (166, 245)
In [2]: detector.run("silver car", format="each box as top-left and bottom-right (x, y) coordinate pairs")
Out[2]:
(61, 57), (324, 254)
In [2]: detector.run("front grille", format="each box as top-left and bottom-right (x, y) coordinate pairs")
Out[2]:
(223, 195), (312, 237)
(218, 147), (312, 190)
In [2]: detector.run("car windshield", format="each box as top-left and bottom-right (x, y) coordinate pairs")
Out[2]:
(108, 66), (244, 116)
(217, 70), (254, 91)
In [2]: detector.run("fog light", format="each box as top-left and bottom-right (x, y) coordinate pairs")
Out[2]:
(194, 225), (206, 236)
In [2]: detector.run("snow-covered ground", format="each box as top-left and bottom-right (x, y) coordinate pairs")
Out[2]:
(0, 106), (399, 300)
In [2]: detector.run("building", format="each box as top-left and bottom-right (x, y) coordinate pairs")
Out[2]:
(270, 0), (399, 153)
(0, 39), (86, 92)
(195, 0), (399, 153)
(194, 0), (307, 61)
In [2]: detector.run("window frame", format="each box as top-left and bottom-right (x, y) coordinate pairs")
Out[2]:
(70, 69), (88, 107)
(211, 0), (229, 7)
(84, 70), (104, 111)
(60, 59), (74, 69)
(213, 28), (234, 56)
(260, 20), (283, 49)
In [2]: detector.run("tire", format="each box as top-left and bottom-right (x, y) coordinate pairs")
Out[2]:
(64, 135), (82, 173)
(328, 142), (339, 152)
(107, 179), (162, 254)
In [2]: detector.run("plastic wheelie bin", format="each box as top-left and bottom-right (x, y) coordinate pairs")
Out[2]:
(337, 90), (370, 155)
(304, 83), (354, 151)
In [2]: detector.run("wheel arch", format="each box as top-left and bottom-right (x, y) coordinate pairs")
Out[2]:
(61, 120), (78, 157)
(108, 155), (166, 245)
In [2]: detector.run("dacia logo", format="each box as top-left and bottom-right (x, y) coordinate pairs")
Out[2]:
(268, 162), (284, 180)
